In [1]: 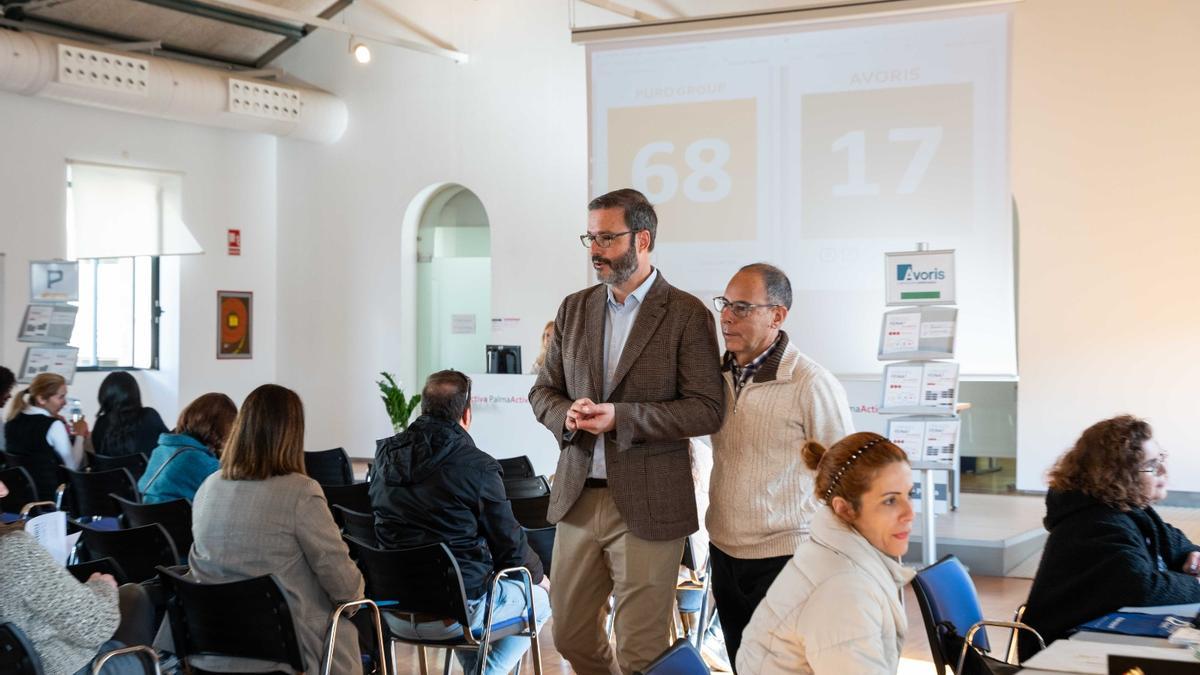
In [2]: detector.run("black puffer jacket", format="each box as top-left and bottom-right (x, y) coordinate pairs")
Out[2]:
(369, 415), (543, 600)
(1019, 489), (1200, 659)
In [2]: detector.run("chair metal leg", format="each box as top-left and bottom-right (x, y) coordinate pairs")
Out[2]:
(419, 645), (429, 675)
(92, 645), (160, 675)
(443, 648), (454, 675)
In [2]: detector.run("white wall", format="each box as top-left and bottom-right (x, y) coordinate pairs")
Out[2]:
(274, 0), (588, 456)
(0, 92), (278, 424)
(1012, 0), (1200, 490)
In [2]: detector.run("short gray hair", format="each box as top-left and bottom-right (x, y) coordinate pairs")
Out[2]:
(739, 263), (792, 310)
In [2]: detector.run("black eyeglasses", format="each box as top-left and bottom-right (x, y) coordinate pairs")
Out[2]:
(579, 231), (634, 249)
(1139, 452), (1167, 475)
(712, 296), (779, 318)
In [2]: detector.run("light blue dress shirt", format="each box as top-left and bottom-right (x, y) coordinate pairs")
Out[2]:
(590, 268), (658, 479)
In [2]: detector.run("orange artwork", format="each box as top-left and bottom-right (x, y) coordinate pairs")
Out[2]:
(217, 291), (252, 359)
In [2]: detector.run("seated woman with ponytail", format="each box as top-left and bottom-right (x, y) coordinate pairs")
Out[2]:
(738, 432), (915, 675)
(4, 373), (88, 501)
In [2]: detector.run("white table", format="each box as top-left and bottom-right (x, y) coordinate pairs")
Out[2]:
(1018, 603), (1200, 673)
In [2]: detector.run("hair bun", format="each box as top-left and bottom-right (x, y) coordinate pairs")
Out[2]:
(801, 440), (826, 471)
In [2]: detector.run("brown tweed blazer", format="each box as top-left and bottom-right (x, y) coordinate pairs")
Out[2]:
(529, 272), (725, 541)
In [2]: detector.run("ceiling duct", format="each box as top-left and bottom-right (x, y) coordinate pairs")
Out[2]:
(0, 28), (347, 143)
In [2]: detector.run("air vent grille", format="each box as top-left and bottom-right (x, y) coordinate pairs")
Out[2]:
(228, 78), (301, 121)
(57, 45), (150, 95)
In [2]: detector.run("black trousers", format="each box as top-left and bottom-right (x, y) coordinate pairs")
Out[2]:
(709, 544), (791, 671)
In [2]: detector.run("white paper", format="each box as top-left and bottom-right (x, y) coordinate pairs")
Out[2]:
(887, 421), (926, 462)
(920, 320), (954, 339)
(923, 420), (959, 462)
(883, 365), (923, 408)
(882, 313), (921, 354)
(1020, 638), (1196, 674)
(19, 304), (78, 343)
(921, 362), (958, 409)
(26, 511), (69, 565)
(19, 346), (79, 383)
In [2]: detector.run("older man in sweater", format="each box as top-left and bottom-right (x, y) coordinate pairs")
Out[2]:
(706, 263), (854, 668)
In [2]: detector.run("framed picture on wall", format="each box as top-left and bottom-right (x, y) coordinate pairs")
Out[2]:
(217, 290), (252, 359)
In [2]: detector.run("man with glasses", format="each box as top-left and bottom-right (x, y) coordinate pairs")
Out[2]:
(371, 370), (550, 675)
(529, 188), (725, 674)
(706, 263), (853, 668)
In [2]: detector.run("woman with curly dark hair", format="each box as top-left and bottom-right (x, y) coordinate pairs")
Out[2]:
(1019, 415), (1200, 658)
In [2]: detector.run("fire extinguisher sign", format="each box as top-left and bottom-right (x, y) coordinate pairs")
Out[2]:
(227, 229), (241, 256)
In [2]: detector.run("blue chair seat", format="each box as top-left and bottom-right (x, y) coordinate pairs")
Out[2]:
(0, 513), (19, 524)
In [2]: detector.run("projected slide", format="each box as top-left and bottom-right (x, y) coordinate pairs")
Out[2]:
(589, 10), (1015, 377)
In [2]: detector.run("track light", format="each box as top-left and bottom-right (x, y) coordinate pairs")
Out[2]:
(349, 37), (371, 64)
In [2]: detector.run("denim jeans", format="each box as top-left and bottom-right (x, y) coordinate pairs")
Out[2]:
(386, 579), (551, 675)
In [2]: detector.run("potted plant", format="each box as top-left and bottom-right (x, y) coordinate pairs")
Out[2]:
(377, 372), (421, 433)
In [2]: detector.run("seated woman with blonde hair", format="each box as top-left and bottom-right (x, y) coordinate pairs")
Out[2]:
(738, 432), (915, 675)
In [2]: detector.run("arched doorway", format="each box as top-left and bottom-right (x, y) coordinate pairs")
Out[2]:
(411, 184), (492, 382)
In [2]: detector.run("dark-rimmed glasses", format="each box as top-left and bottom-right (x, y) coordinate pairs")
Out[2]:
(1139, 452), (1167, 475)
(579, 231), (633, 249)
(712, 296), (779, 319)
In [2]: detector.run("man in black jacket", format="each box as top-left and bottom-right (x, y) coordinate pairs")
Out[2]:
(370, 370), (550, 675)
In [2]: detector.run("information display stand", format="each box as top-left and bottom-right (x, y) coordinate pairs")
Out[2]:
(17, 260), (79, 383)
(879, 245), (960, 567)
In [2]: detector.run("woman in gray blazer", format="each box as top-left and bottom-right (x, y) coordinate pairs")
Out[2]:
(189, 384), (366, 674)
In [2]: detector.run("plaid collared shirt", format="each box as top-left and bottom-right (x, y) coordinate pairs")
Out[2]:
(725, 334), (783, 395)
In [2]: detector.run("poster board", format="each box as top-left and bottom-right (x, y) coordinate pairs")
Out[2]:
(18, 304), (78, 343)
(18, 345), (79, 383)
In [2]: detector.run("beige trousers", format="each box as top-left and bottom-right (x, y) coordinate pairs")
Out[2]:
(550, 487), (686, 675)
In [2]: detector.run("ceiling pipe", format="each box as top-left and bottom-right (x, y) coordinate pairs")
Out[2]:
(0, 27), (348, 143)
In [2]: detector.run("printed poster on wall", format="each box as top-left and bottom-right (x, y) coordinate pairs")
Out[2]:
(217, 290), (252, 359)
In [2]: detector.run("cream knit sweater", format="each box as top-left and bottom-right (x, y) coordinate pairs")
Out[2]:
(707, 336), (854, 559)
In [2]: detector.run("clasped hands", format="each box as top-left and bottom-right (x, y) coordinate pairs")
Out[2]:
(565, 397), (616, 435)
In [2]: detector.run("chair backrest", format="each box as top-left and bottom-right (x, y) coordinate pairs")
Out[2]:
(503, 475), (550, 500)
(637, 638), (709, 675)
(510, 494), (551, 529)
(63, 467), (137, 518)
(345, 536), (473, 627)
(523, 526), (555, 576)
(0, 466), (38, 515)
(90, 452), (149, 481)
(498, 455), (536, 480)
(304, 447), (354, 486)
(2, 451), (62, 503)
(156, 566), (305, 672)
(334, 505), (377, 546)
(321, 480), (372, 516)
(113, 495), (194, 559)
(79, 522), (179, 583)
(912, 555), (991, 674)
(67, 557), (128, 585)
(0, 622), (43, 675)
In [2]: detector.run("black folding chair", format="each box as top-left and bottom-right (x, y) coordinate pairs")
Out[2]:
(156, 565), (384, 675)
(345, 536), (544, 675)
(78, 523), (179, 584)
(503, 475), (550, 500)
(2, 451), (62, 504)
(322, 480), (372, 517)
(112, 495), (193, 562)
(90, 452), (149, 481)
(0, 621), (159, 675)
(0, 466), (39, 516)
(67, 557), (128, 584)
(0, 622), (42, 675)
(523, 526), (555, 577)
(510, 494), (551, 529)
(333, 505), (377, 547)
(305, 448), (354, 486)
(61, 467), (138, 520)
(497, 456), (536, 480)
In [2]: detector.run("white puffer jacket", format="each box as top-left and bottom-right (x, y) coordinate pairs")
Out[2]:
(736, 508), (916, 675)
